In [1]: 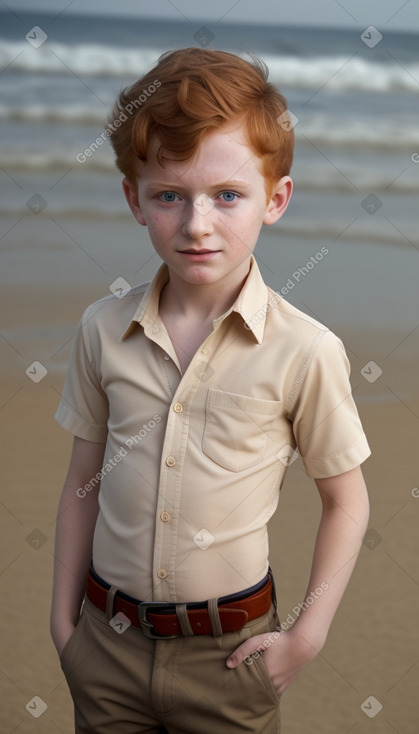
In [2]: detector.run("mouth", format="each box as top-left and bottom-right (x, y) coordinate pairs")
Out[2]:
(179, 249), (218, 254)
(178, 249), (220, 260)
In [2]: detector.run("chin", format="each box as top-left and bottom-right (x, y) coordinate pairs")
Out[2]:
(183, 271), (220, 285)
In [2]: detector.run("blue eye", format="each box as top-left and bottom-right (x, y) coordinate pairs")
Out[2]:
(220, 191), (237, 202)
(159, 192), (179, 202)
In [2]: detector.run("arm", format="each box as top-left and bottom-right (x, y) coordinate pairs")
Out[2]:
(227, 465), (370, 694)
(50, 436), (106, 656)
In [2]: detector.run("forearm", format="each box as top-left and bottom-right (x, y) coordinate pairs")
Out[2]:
(50, 437), (105, 640)
(51, 484), (99, 631)
(292, 466), (370, 648)
(227, 466), (370, 694)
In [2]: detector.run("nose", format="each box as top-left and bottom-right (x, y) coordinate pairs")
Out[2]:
(181, 196), (214, 239)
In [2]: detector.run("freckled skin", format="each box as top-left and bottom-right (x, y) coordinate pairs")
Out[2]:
(122, 122), (292, 300)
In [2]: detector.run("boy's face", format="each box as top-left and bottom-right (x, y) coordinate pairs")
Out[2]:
(123, 121), (292, 288)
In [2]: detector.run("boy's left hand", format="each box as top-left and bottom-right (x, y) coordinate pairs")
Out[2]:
(226, 626), (323, 695)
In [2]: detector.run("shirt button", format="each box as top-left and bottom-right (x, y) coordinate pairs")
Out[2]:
(163, 354), (170, 360)
(160, 511), (171, 522)
(165, 456), (176, 467)
(157, 568), (168, 579)
(173, 402), (183, 413)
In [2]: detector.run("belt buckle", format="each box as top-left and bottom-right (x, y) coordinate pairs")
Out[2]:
(138, 601), (178, 639)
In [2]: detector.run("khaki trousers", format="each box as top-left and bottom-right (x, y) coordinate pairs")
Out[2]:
(60, 596), (281, 733)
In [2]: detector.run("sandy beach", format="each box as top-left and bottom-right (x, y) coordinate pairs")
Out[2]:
(1, 9), (419, 731)
(1, 275), (419, 734)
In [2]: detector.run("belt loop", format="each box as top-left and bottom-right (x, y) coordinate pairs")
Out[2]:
(105, 585), (118, 620)
(175, 603), (194, 636)
(208, 597), (223, 637)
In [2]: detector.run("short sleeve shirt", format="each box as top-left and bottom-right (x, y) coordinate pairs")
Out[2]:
(55, 256), (370, 602)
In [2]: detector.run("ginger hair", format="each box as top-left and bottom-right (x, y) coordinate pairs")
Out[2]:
(107, 47), (294, 198)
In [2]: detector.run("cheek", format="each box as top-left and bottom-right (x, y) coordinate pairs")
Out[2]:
(228, 211), (263, 244)
(146, 211), (171, 235)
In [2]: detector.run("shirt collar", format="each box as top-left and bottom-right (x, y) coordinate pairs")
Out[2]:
(121, 255), (273, 344)
(121, 264), (170, 341)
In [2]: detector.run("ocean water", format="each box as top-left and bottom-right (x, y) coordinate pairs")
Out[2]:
(1, 14), (419, 201)
(1, 12), (418, 401)
(1, 14), (419, 208)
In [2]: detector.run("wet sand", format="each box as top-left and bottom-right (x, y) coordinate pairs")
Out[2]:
(1, 286), (418, 733)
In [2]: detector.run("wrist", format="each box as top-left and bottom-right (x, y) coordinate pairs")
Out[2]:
(50, 608), (79, 638)
(50, 618), (76, 655)
(50, 616), (74, 637)
(286, 620), (327, 657)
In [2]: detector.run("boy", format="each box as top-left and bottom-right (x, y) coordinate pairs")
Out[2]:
(51, 48), (370, 733)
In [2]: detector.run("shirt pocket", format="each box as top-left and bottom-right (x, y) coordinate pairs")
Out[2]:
(202, 388), (282, 472)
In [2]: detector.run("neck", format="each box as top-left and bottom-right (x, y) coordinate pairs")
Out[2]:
(160, 262), (251, 323)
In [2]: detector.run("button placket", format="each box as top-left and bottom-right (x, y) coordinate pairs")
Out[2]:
(152, 326), (221, 599)
(154, 391), (184, 597)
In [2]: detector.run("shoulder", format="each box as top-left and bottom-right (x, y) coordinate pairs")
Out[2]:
(265, 289), (349, 399)
(80, 281), (150, 331)
(266, 286), (338, 353)
(267, 287), (328, 333)
(74, 281), (150, 361)
(83, 281), (149, 316)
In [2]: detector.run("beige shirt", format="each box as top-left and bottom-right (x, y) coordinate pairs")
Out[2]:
(55, 256), (370, 602)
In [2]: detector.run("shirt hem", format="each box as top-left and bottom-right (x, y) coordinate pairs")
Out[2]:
(55, 406), (108, 443)
(303, 435), (371, 478)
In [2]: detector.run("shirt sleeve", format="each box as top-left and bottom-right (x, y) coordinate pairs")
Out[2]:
(289, 330), (371, 478)
(55, 305), (109, 443)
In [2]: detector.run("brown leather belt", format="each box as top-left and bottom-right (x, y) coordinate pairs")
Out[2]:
(86, 567), (273, 638)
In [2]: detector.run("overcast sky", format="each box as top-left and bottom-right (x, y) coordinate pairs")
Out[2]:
(5, 0), (419, 31)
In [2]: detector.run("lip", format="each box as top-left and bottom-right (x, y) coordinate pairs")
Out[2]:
(178, 249), (220, 260)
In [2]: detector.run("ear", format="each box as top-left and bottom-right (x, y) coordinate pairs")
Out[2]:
(263, 176), (293, 226)
(122, 177), (147, 226)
